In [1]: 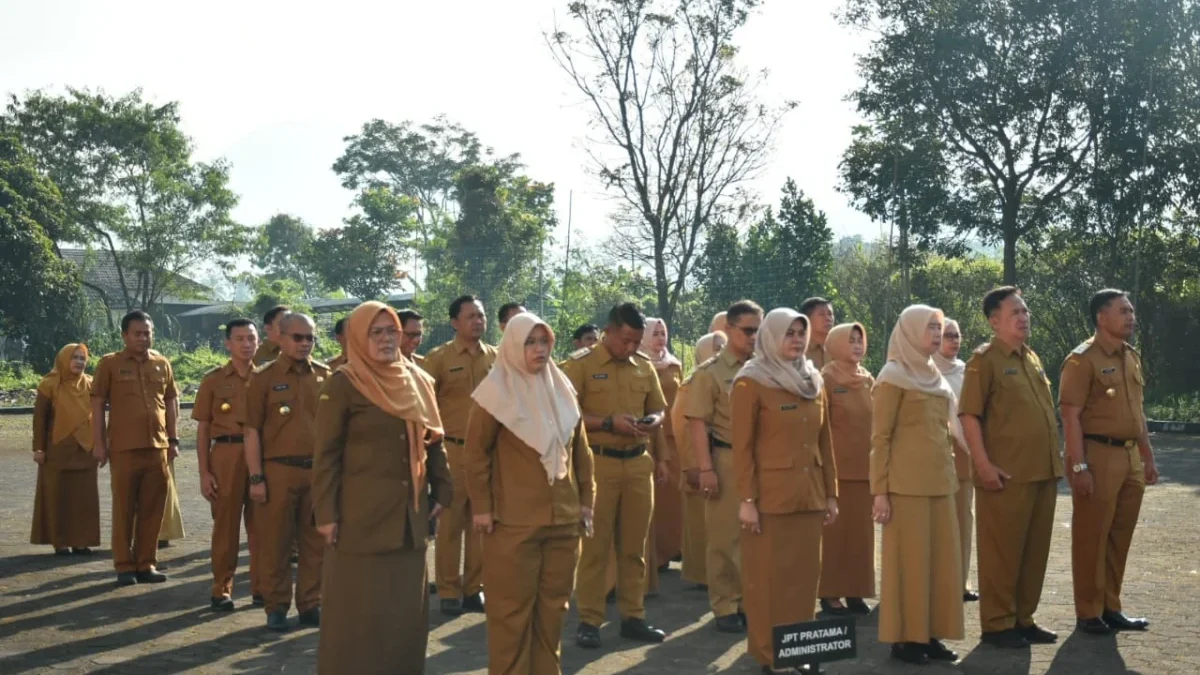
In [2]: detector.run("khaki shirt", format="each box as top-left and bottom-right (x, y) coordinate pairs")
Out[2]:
(671, 377), (698, 474)
(658, 363), (683, 440)
(870, 382), (958, 497)
(327, 353), (348, 370)
(253, 340), (281, 367)
(561, 345), (669, 457)
(959, 338), (1064, 483)
(241, 354), (331, 459)
(33, 392), (95, 469)
(464, 403), (595, 526)
(422, 337), (498, 441)
(824, 375), (874, 482)
(92, 349), (178, 453)
(806, 342), (827, 370)
(1058, 334), (1146, 441)
(311, 371), (452, 554)
(192, 362), (250, 439)
(732, 379), (836, 513)
(681, 351), (745, 444)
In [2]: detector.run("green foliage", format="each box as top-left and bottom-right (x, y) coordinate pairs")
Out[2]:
(254, 213), (323, 296)
(243, 278), (312, 321)
(307, 188), (420, 300)
(166, 345), (227, 395)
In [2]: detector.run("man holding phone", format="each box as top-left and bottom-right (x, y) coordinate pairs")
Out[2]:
(562, 303), (671, 650)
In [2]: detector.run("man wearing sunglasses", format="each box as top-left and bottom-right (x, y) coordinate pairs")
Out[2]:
(398, 309), (426, 368)
(241, 312), (332, 632)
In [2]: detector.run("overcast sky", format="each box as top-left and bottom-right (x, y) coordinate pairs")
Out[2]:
(1, 0), (884, 257)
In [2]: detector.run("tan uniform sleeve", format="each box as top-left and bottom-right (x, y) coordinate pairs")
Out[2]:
(91, 357), (112, 401)
(683, 369), (717, 422)
(33, 393), (51, 453)
(732, 379), (760, 501)
(646, 367), (668, 414)
(870, 383), (903, 495)
(311, 373), (351, 526)
(241, 370), (267, 429)
(464, 402), (501, 514)
(423, 350), (444, 390)
(192, 374), (214, 422)
(163, 359), (178, 400)
(958, 354), (990, 418)
(427, 438), (453, 509)
(572, 420), (595, 509)
(560, 358), (586, 403)
(1058, 354), (1092, 408)
(819, 390), (838, 498)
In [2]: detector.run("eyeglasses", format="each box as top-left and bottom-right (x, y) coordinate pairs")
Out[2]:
(288, 333), (316, 343)
(402, 331), (424, 339)
(369, 326), (400, 340)
(944, 333), (962, 340)
(731, 325), (758, 337)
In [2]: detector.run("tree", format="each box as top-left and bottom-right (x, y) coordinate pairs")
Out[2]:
(3, 88), (250, 312)
(548, 0), (792, 325)
(253, 213), (322, 296)
(307, 187), (420, 301)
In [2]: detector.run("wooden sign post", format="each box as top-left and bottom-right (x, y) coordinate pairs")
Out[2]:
(771, 615), (857, 672)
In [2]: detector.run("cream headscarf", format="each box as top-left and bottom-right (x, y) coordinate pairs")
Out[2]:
(36, 343), (93, 450)
(734, 309), (823, 400)
(709, 311), (728, 334)
(640, 317), (682, 371)
(876, 305), (965, 445)
(822, 323), (872, 390)
(932, 318), (966, 398)
(472, 312), (582, 484)
(695, 331), (726, 364)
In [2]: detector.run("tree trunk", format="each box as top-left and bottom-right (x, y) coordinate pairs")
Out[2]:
(1002, 203), (1020, 285)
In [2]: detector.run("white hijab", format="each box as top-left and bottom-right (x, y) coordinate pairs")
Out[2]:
(641, 317), (682, 371)
(734, 308), (823, 400)
(695, 331), (726, 364)
(471, 313), (581, 483)
(876, 305), (965, 446)
(932, 319), (966, 398)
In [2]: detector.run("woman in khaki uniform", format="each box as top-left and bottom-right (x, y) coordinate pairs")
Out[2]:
(871, 305), (964, 665)
(313, 301), (450, 675)
(643, 318), (683, 591)
(467, 312), (594, 675)
(818, 323), (875, 615)
(734, 309), (838, 675)
(30, 343), (100, 554)
(933, 318), (976, 602)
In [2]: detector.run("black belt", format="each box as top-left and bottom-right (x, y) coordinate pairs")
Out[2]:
(212, 435), (244, 444)
(268, 456), (313, 468)
(591, 444), (646, 459)
(710, 436), (732, 449)
(444, 436), (466, 445)
(1084, 434), (1136, 449)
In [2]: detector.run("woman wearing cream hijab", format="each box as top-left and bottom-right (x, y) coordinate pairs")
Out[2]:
(934, 318), (977, 602)
(466, 312), (594, 675)
(871, 305), (964, 665)
(30, 343), (100, 554)
(313, 301), (450, 675)
(734, 310), (837, 675)
(672, 331), (726, 588)
(709, 311), (728, 334)
(641, 318), (684, 592)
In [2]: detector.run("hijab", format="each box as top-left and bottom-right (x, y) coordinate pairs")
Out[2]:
(822, 322), (872, 390)
(709, 311), (728, 334)
(472, 312), (581, 484)
(932, 319), (966, 398)
(36, 343), (93, 449)
(694, 331), (726, 365)
(876, 305), (965, 446)
(734, 309), (823, 400)
(342, 301), (443, 509)
(640, 317), (682, 371)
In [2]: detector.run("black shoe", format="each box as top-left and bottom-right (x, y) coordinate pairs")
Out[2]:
(440, 598), (463, 616)
(1018, 623), (1058, 644)
(252, 594), (265, 607)
(657, 563), (671, 574)
(429, 582), (437, 595)
(963, 590), (980, 602)
(1077, 617), (1114, 635)
(157, 540), (170, 549)
(620, 617), (666, 643)
(1103, 610), (1149, 631)
(819, 599), (848, 616)
(211, 595), (235, 612)
(576, 622), (602, 649)
(980, 629), (1031, 649)
(298, 607), (320, 627)
(761, 667), (808, 674)
(266, 610), (289, 632)
(135, 568), (168, 584)
(890, 642), (930, 664)
(71, 547), (92, 555)
(689, 583), (709, 592)
(714, 613), (745, 633)
(116, 572), (138, 586)
(924, 638), (958, 662)
(54, 548), (71, 556)
(845, 598), (871, 615)
(671, 553), (683, 563)
(462, 592), (485, 613)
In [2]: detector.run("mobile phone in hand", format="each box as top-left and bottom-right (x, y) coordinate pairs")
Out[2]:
(639, 415), (656, 425)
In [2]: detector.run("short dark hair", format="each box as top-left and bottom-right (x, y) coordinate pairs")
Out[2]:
(398, 309), (423, 326)
(225, 318), (256, 339)
(121, 310), (153, 333)
(799, 297), (832, 316)
(726, 300), (764, 326)
(333, 318), (346, 337)
(449, 295), (480, 320)
(263, 305), (290, 327)
(607, 303), (646, 331)
(982, 286), (1022, 318)
(498, 302), (525, 324)
(573, 324), (599, 341)
(1089, 289), (1128, 327)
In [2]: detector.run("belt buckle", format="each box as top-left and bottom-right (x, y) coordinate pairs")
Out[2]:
(1124, 440), (1136, 449)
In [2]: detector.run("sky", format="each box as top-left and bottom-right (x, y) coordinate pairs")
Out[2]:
(1, 0), (885, 262)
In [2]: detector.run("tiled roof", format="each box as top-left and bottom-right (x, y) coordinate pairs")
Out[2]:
(60, 248), (211, 306)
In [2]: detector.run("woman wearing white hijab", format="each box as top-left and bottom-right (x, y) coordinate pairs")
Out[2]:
(641, 318), (684, 591)
(871, 305), (964, 665)
(465, 312), (595, 675)
(733, 309), (838, 675)
(933, 318), (977, 602)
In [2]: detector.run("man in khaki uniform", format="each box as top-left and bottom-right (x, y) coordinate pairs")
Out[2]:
(497, 302), (527, 333)
(684, 300), (762, 633)
(799, 297), (835, 370)
(959, 286), (1064, 648)
(1059, 289), (1158, 635)
(242, 312), (331, 631)
(563, 303), (671, 649)
(398, 309), (426, 368)
(253, 305), (289, 366)
(193, 318), (262, 610)
(327, 317), (348, 370)
(91, 310), (179, 585)
(573, 324), (600, 351)
(423, 295), (498, 615)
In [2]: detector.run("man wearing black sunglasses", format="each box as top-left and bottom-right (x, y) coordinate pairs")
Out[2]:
(241, 312), (332, 632)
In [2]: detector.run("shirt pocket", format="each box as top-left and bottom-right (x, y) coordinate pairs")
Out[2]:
(264, 390), (297, 442)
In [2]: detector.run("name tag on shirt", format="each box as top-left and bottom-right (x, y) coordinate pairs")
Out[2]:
(448, 366), (465, 373)
(1003, 368), (1018, 376)
(592, 373), (608, 380)
(833, 387), (848, 394)
(272, 384), (290, 391)
(118, 369), (133, 376)
(780, 403), (798, 411)
(1101, 367), (1117, 375)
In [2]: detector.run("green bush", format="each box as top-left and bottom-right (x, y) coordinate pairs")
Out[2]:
(0, 360), (43, 391)
(1145, 393), (1200, 424)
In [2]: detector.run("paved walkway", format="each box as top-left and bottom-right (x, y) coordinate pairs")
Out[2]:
(0, 415), (1197, 674)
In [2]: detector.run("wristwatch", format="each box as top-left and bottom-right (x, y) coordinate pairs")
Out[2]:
(168, 437), (180, 445)
(249, 474), (266, 485)
(1072, 462), (1089, 473)
(601, 416), (614, 433)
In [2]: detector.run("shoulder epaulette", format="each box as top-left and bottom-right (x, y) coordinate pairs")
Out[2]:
(202, 365), (223, 378)
(426, 341), (453, 357)
(633, 350), (651, 361)
(694, 356), (720, 370)
(101, 351), (119, 360)
(568, 347), (593, 361)
(973, 342), (991, 355)
(311, 359), (331, 371)
(1071, 338), (1094, 356)
(148, 348), (162, 358)
(1124, 342), (1139, 355)
(252, 360), (275, 375)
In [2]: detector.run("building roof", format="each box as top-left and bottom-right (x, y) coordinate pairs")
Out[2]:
(60, 247), (212, 306)
(307, 292), (415, 313)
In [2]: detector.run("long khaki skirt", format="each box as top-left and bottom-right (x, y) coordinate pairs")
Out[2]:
(31, 462), (100, 548)
(819, 480), (876, 598)
(878, 494), (964, 644)
(742, 510), (824, 667)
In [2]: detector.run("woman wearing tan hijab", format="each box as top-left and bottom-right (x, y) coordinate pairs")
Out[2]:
(710, 311), (728, 334)
(641, 317), (683, 590)
(30, 343), (100, 554)
(734, 310), (838, 675)
(672, 331), (726, 588)
(466, 312), (594, 675)
(818, 323), (876, 616)
(871, 305), (964, 665)
(313, 301), (451, 675)
(933, 318), (976, 602)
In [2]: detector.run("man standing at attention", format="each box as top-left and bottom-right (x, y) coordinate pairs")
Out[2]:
(398, 309), (426, 368)
(799, 297), (835, 369)
(423, 295), (498, 616)
(959, 287), (1063, 648)
(254, 305), (290, 366)
(1059, 289), (1157, 635)
(327, 318), (348, 369)
(91, 310), (179, 586)
(497, 302), (527, 333)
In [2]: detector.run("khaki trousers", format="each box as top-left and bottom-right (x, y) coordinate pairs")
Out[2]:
(956, 479), (975, 591)
(975, 479), (1057, 632)
(110, 448), (168, 573)
(436, 441), (484, 598)
(704, 447), (742, 617)
(681, 488), (709, 586)
(257, 462), (323, 614)
(209, 441), (259, 598)
(879, 494), (964, 644)
(1071, 442), (1145, 619)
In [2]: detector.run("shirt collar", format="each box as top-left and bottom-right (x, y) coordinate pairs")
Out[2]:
(1092, 332), (1124, 356)
(595, 342), (632, 366)
(453, 335), (483, 355)
(223, 360), (252, 379)
(720, 350), (746, 368)
(990, 335), (1025, 357)
(120, 347), (149, 363)
(276, 353), (312, 374)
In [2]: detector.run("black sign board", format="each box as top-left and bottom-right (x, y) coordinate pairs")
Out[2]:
(772, 615), (857, 669)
